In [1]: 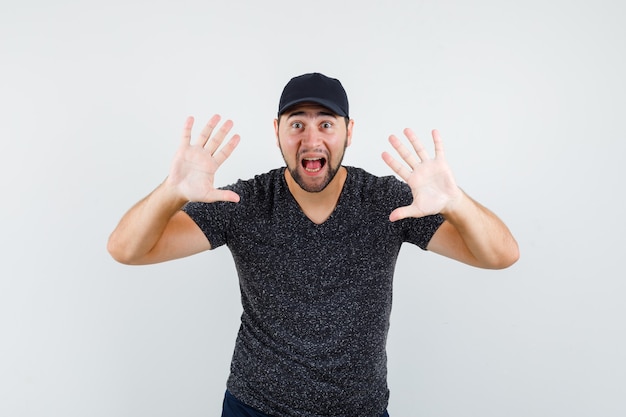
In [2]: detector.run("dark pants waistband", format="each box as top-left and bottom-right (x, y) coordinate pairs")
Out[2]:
(221, 390), (390, 417)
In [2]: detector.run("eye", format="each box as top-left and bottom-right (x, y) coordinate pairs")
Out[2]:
(291, 122), (303, 129)
(321, 121), (333, 129)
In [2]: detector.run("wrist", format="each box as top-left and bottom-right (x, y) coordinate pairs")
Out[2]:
(159, 177), (190, 208)
(439, 187), (466, 218)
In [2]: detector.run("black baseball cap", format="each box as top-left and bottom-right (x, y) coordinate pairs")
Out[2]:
(278, 73), (349, 118)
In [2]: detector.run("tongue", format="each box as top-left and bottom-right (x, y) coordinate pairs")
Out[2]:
(304, 159), (323, 171)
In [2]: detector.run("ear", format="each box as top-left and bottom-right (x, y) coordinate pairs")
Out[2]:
(273, 118), (280, 146)
(346, 119), (355, 147)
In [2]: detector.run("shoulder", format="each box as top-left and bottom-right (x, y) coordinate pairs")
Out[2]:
(344, 166), (412, 206)
(184, 169), (285, 215)
(345, 166), (405, 188)
(226, 168), (286, 198)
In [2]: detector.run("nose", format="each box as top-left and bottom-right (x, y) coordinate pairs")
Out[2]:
(301, 127), (321, 148)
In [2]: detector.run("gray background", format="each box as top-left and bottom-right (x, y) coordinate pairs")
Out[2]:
(1, 0), (625, 416)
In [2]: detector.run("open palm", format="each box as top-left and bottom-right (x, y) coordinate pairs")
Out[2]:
(382, 128), (462, 221)
(168, 114), (241, 203)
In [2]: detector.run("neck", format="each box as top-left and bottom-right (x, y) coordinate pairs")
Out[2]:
(284, 166), (347, 224)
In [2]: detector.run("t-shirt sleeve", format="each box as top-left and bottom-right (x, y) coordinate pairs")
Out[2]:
(402, 214), (445, 250)
(383, 176), (445, 250)
(181, 183), (242, 249)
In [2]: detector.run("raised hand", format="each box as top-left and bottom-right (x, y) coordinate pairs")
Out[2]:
(381, 128), (462, 222)
(167, 115), (241, 203)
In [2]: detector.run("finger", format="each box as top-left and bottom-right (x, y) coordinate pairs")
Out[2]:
(389, 205), (428, 222)
(204, 119), (234, 155)
(431, 129), (445, 160)
(196, 114), (222, 147)
(388, 134), (421, 170)
(403, 128), (430, 162)
(381, 150), (412, 182)
(388, 205), (412, 222)
(212, 134), (241, 166)
(180, 116), (195, 146)
(212, 189), (241, 204)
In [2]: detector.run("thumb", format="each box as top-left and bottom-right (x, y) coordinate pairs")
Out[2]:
(389, 206), (411, 222)
(208, 190), (241, 204)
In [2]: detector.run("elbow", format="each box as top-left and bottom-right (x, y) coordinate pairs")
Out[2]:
(491, 253), (519, 270)
(508, 245), (521, 267)
(488, 242), (520, 270)
(107, 233), (158, 265)
(107, 235), (137, 265)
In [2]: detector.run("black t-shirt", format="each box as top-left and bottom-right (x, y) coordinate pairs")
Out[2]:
(183, 166), (444, 417)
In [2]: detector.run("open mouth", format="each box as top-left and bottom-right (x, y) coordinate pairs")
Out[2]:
(302, 157), (327, 173)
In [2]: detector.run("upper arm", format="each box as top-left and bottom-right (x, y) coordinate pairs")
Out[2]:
(426, 220), (483, 267)
(132, 210), (212, 265)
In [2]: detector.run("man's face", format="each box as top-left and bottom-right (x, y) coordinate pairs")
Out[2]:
(274, 104), (353, 193)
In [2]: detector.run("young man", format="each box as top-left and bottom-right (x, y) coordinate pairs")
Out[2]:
(108, 73), (519, 417)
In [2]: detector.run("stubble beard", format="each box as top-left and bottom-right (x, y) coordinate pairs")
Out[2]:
(279, 139), (348, 193)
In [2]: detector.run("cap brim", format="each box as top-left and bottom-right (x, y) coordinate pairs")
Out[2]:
(278, 98), (348, 117)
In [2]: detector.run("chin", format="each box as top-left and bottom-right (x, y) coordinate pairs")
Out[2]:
(290, 168), (333, 193)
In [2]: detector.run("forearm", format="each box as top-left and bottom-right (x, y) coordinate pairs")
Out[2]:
(440, 191), (519, 269)
(107, 179), (187, 264)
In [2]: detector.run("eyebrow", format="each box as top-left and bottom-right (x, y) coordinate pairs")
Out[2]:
(286, 110), (337, 120)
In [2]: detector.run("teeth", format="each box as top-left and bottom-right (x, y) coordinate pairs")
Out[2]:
(302, 157), (324, 172)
